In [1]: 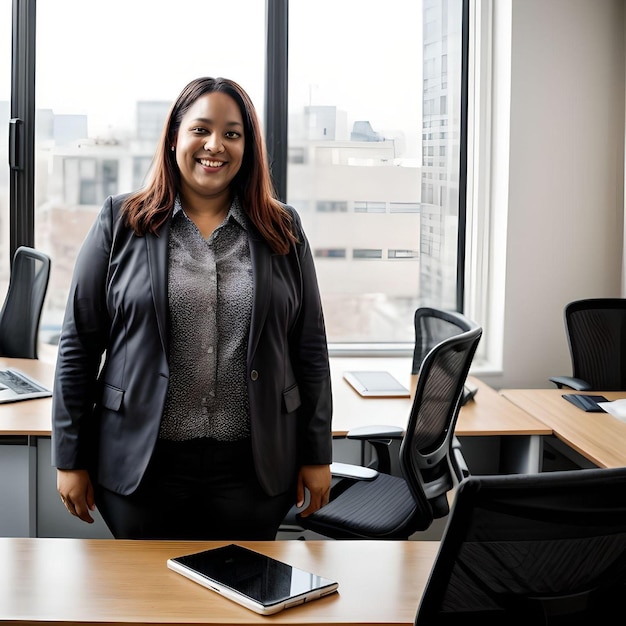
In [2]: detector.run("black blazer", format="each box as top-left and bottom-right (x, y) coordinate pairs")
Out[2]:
(51, 193), (333, 497)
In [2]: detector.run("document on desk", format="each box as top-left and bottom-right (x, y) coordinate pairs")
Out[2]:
(597, 399), (626, 423)
(0, 368), (52, 403)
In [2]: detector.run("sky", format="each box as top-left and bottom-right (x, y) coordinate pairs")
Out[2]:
(3, 0), (423, 153)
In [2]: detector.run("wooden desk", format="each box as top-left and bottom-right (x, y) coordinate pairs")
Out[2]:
(0, 354), (552, 538)
(330, 357), (551, 437)
(331, 357), (551, 475)
(0, 356), (54, 436)
(0, 354), (551, 440)
(0, 538), (438, 626)
(500, 388), (626, 469)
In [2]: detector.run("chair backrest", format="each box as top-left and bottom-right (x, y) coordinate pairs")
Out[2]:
(412, 307), (477, 374)
(0, 246), (51, 359)
(400, 312), (482, 519)
(415, 466), (626, 625)
(562, 298), (626, 391)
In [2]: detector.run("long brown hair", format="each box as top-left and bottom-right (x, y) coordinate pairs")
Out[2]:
(122, 77), (296, 255)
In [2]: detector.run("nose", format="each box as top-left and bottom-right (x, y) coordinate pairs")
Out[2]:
(204, 136), (224, 153)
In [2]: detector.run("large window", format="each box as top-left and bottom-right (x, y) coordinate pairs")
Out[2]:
(288, 0), (466, 345)
(7, 0), (468, 351)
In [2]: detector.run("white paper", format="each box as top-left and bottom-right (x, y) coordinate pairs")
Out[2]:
(597, 399), (626, 423)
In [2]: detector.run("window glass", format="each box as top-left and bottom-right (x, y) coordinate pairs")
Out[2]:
(288, 0), (464, 345)
(0, 1), (10, 298)
(34, 0), (265, 342)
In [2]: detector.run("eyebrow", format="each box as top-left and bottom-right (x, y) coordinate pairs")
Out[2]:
(191, 117), (244, 128)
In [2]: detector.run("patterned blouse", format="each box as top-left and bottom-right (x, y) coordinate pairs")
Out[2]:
(158, 196), (253, 442)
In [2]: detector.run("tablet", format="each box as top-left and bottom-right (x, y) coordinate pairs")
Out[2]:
(167, 544), (339, 615)
(343, 370), (410, 397)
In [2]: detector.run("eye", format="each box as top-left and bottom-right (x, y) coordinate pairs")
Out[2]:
(191, 127), (208, 135)
(225, 131), (242, 139)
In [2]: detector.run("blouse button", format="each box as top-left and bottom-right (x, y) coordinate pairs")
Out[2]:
(251, 370), (259, 381)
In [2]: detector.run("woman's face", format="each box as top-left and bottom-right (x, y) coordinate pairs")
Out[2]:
(174, 91), (245, 204)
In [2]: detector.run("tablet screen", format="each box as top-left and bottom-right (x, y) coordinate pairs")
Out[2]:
(167, 544), (338, 615)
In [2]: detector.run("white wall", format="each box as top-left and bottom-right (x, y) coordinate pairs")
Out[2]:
(479, 0), (625, 390)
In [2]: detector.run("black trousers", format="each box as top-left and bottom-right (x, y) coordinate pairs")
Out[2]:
(95, 437), (295, 540)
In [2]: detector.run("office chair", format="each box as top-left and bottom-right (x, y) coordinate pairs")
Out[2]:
(296, 315), (482, 539)
(549, 298), (626, 391)
(346, 307), (479, 476)
(0, 246), (51, 359)
(415, 466), (626, 625)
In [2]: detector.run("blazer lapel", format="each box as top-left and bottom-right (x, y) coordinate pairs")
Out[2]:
(248, 230), (271, 360)
(146, 223), (170, 356)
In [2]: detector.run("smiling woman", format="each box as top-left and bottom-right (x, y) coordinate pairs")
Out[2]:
(51, 76), (334, 541)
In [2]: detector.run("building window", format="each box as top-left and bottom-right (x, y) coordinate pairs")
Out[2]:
(389, 249), (419, 259)
(315, 248), (346, 259)
(354, 201), (386, 214)
(316, 200), (348, 213)
(353, 249), (383, 260)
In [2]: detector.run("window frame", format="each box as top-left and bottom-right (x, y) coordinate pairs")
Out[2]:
(9, 0), (472, 355)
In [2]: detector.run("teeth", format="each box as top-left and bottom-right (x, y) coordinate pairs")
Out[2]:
(199, 159), (225, 168)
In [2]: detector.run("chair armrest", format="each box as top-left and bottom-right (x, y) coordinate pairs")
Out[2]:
(346, 424), (404, 440)
(452, 436), (470, 480)
(549, 376), (592, 391)
(346, 425), (404, 474)
(330, 461), (378, 481)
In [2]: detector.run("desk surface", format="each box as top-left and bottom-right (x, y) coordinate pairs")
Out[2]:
(0, 354), (551, 439)
(331, 357), (551, 437)
(0, 538), (438, 626)
(0, 356), (55, 435)
(500, 388), (626, 469)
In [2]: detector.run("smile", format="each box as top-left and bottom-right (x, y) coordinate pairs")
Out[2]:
(198, 159), (225, 168)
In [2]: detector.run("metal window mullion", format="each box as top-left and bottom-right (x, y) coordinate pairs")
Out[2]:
(264, 0), (288, 202)
(456, 0), (470, 312)
(9, 0), (36, 259)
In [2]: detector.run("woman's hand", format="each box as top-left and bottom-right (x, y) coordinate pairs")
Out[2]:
(296, 464), (331, 517)
(57, 468), (96, 524)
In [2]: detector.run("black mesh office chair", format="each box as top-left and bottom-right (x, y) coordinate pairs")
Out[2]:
(0, 246), (51, 359)
(296, 315), (482, 539)
(415, 466), (626, 625)
(550, 298), (626, 391)
(346, 307), (479, 476)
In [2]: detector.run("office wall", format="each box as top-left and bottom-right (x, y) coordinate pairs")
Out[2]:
(480, 0), (625, 390)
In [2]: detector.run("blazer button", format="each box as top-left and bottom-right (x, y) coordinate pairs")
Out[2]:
(251, 370), (259, 381)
